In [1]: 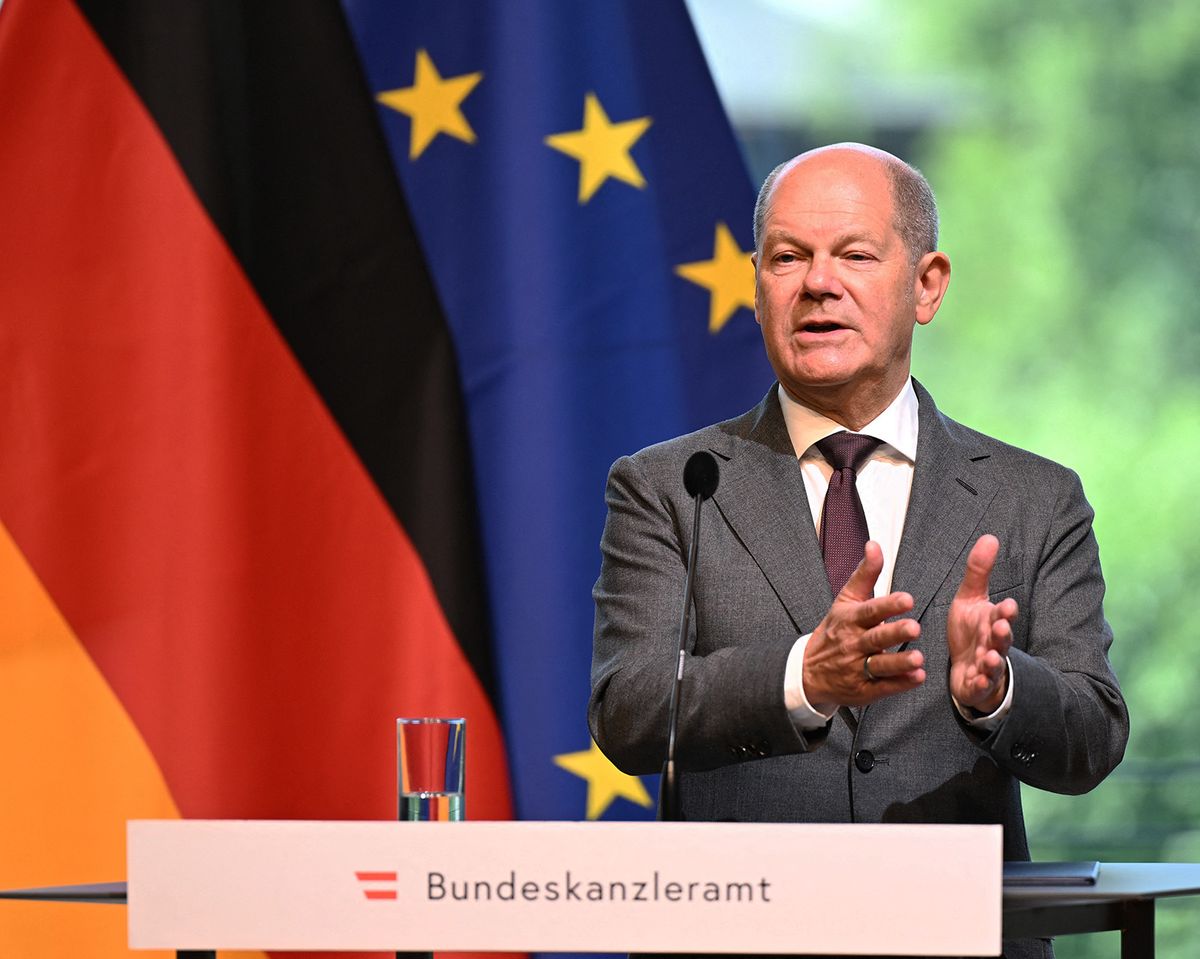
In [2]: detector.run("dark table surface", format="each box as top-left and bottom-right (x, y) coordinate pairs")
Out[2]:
(1003, 863), (1200, 905)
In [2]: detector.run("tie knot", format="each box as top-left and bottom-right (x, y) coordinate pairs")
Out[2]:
(815, 432), (881, 473)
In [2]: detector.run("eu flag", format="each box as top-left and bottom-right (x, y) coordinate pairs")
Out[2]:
(342, 0), (774, 821)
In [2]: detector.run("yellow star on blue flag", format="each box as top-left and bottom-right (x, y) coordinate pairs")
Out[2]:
(675, 221), (756, 333)
(377, 49), (482, 159)
(544, 93), (652, 203)
(554, 740), (653, 820)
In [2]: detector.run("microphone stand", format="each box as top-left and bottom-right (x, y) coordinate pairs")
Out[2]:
(659, 451), (718, 821)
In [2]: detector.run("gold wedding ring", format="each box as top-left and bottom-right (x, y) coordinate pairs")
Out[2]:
(863, 655), (879, 682)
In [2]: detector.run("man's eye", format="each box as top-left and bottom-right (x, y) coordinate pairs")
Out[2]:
(845, 252), (873, 262)
(775, 252), (798, 263)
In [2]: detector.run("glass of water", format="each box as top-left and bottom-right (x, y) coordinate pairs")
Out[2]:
(397, 717), (465, 821)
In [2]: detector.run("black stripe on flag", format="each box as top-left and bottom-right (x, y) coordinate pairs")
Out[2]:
(73, 0), (500, 702)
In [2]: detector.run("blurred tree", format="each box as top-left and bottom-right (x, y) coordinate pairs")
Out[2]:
(895, 2), (1200, 955)
(701, 0), (1200, 951)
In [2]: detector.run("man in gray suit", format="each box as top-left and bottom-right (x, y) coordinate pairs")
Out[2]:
(589, 144), (1127, 959)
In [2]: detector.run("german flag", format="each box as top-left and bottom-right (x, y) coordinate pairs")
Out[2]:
(0, 0), (511, 955)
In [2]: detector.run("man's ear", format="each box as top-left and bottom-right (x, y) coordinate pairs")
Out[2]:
(914, 251), (951, 326)
(751, 252), (763, 326)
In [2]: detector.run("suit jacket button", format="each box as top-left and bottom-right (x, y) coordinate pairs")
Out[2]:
(854, 749), (875, 773)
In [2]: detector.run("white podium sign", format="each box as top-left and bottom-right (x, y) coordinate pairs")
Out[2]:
(127, 820), (1001, 955)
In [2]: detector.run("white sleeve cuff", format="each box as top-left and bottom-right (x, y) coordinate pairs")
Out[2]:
(954, 658), (1014, 731)
(784, 633), (837, 730)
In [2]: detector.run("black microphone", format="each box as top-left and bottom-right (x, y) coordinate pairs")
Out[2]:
(660, 451), (719, 821)
(683, 449), (719, 500)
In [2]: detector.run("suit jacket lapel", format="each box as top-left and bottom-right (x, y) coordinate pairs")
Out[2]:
(892, 380), (997, 621)
(710, 388), (833, 634)
(703, 382), (996, 639)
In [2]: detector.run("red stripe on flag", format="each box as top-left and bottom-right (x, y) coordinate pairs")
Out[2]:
(355, 872), (398, 882)
(363, 890), (399, 901)
(0, 0), (511, 821)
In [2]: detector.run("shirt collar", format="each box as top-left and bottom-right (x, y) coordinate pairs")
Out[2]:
(777, 378), (919, 463)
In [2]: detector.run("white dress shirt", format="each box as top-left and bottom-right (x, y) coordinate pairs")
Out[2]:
(776, 379), (1012, 731)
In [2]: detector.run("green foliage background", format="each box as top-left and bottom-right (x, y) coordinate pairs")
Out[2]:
(913, 5), (1200, 954)
(722, 1), (1200, 954)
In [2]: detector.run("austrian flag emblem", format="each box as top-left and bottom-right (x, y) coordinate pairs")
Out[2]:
(355, 871), (398, 900)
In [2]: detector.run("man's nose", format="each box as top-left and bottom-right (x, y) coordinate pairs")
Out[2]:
(802, 254), (843, 298)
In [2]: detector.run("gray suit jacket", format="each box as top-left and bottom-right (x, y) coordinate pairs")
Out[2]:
(590, 382), (1128, 959)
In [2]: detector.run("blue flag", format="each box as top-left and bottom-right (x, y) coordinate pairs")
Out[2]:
(342, 0), (774, 821)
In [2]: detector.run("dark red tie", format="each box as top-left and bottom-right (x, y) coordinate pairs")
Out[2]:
(815, 432), (882, 596)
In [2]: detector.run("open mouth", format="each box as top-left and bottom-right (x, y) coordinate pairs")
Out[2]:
(797, 320), (847, 335)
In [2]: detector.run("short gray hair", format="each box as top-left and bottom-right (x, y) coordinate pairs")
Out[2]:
(753, 150), (939, 264)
